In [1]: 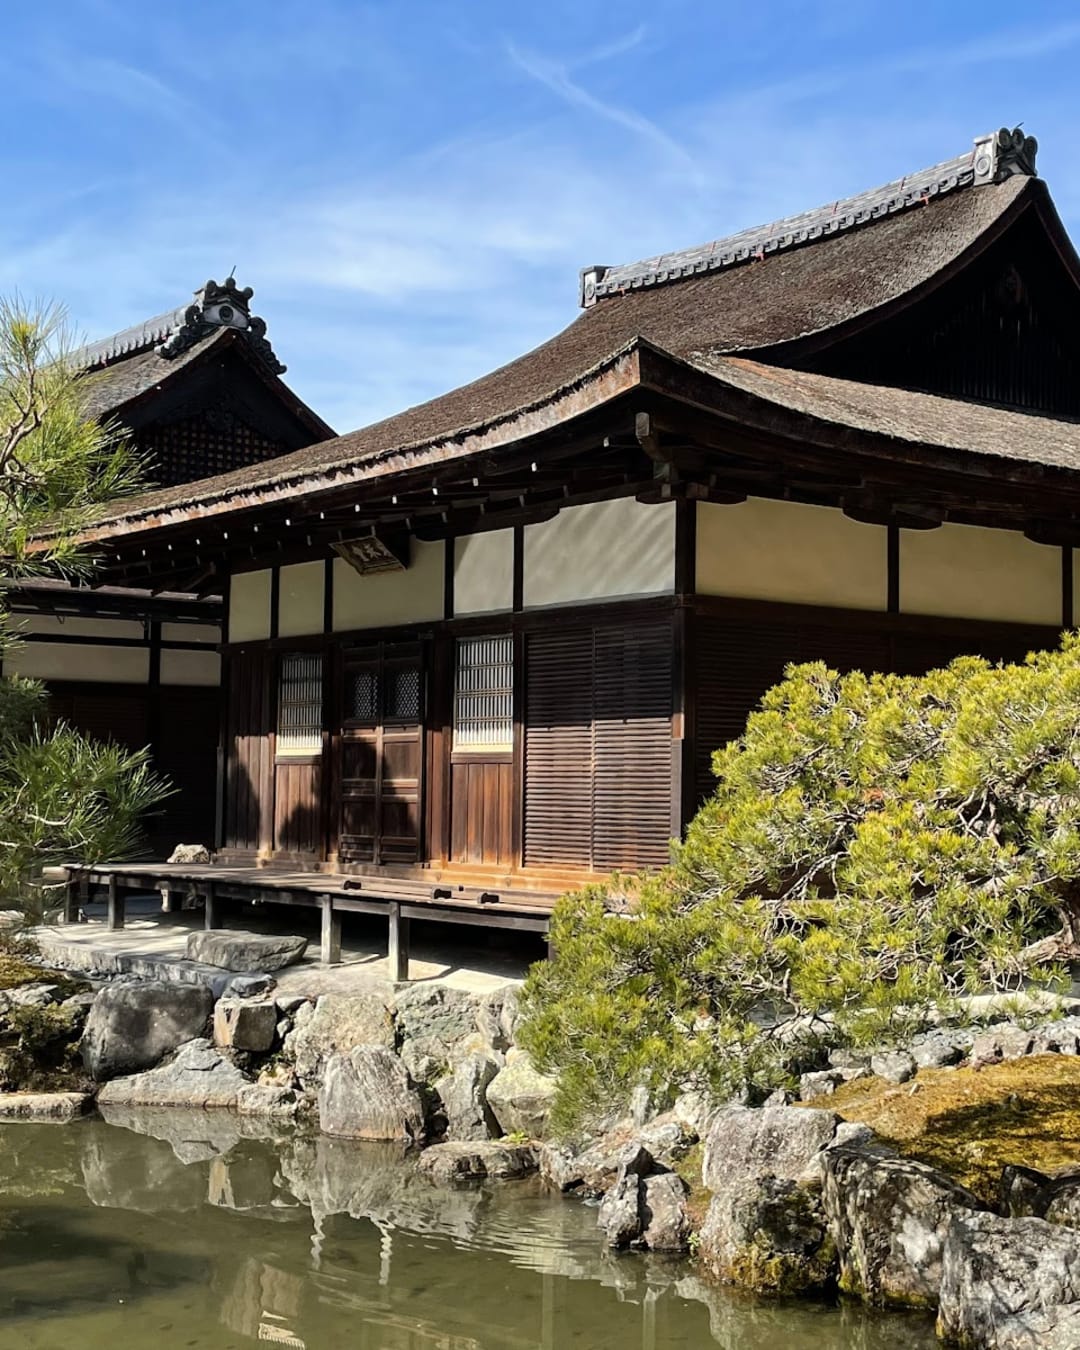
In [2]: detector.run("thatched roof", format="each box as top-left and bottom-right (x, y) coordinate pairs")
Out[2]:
(49, 125), (1080, 549)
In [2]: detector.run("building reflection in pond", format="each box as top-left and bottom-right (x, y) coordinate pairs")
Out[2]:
(0, 1113), (939, 1350)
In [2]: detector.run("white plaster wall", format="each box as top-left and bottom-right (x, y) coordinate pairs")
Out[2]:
(17, 614), (145, 641)
(7, 643), (149, 684)
(278, 560), (325, 637)
(161, 622), (220, 645)
(160, 649), (221, 686)
(332, 539), (444, 631)
(228, 569), (273, 643)
(523, 498), (675, 608)
(900, 523), (1060, 625)
(696, 497), (888, 611)
(454, 529), (514, 615)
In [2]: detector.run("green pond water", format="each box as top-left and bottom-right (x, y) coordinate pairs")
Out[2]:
(0, 1112), (936, 1349)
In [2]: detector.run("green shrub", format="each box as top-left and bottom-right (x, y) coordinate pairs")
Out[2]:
(520, 639), (1080, 1133)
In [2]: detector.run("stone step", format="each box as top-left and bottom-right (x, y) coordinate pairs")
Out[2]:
(34, 931), (239, 998)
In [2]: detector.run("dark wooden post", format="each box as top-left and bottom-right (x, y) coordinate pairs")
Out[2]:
(388, 901), (410, 982)
(204, 880), (219, 930)
(106, 875), (125, 931)
(63, 869), (80, 924)
(320, 894), (342, 966)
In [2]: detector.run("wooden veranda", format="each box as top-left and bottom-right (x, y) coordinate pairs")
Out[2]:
(61, 862), (555, 981)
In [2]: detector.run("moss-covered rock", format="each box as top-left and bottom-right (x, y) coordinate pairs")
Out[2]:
(0, 1001), (87, 1092)
(819, 1054), (1080, 1204)
(698, 1175), (836, 1294)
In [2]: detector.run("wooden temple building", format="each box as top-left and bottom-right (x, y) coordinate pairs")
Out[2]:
(7, 280), (332, 850)
(47, 125), (1080, 967)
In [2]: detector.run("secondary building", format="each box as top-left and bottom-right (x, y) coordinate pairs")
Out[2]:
(6, 279), (332, 850)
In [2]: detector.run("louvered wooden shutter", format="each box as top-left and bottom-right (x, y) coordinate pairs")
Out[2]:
(692, 613), (891, 806)
(593, 621), (673, 870)
(524, 619), (673, 871)
(524, 629), (594, 866)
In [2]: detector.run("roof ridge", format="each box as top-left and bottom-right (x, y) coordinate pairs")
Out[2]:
(580, 125), (1038, 306)
(73, 278), (285, 374)
(74, 304), (189, 369)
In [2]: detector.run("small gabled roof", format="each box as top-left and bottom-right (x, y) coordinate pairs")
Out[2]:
(74, 276), (286, 374)
(73, 278), (334, 440)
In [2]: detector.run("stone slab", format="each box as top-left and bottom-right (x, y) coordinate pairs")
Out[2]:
(186, 930), (308, 973)
(0, 1091), (92, 1121)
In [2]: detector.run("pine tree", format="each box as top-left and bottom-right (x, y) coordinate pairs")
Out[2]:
(520, 647), (1080, 1133)
(0, 299), (171, 915)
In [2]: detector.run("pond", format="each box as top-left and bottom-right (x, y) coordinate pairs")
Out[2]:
(0, 1112), (936, 1349)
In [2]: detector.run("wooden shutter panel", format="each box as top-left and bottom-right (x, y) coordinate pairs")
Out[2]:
(525, 619), (674, 871)
(224, 649), (274, 852)
(593, 621), (672, 871)
(524, 629), (593, 867)
(693, 614), (890, 806)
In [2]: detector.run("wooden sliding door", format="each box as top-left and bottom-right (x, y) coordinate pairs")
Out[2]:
(338, 642), (425, 865)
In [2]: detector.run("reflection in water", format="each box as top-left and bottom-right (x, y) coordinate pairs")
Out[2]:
(0, 1111), (936, 1350)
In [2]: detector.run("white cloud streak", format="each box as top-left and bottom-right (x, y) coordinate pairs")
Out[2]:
(505, 36), (707, 189)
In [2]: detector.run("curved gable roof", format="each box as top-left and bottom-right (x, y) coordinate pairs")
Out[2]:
(52, 132), (1080, 545)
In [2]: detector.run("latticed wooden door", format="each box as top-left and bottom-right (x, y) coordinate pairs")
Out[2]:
(339, 642), (424, 864)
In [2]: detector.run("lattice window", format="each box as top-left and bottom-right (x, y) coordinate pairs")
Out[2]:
(144, 411), (283, 488)
(345, 669), (378, 723)
(454, 635), (513, 752)
(277, 653), (323, 756)
(386, 666), (421, 722)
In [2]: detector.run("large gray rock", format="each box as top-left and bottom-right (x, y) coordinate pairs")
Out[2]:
(317, 1046), (425, 1143)
(283, 991), (396, 1084)
(823, 1145), (982, 1307)
(698, 1174), (836, 1293)
(393, 983), (478, 1047)
(539, 1140), (586, 1192)
(642, 1172), (691, 1252)
(213, 998), (277, 1052)
(697, 1104), (845, 1294)
(869, 1049), (916, 1084)
(1032, 1019), (1080, 1055)
(97, 1038), (251, 1109)
(224, 973), (276, 1000)
(702, 1104), (841, 1192)
(185, 930), (307, 973)
(555, 1133), (654, 1196)
(81, 980), (213, 1081)
(907, 1028), (971, 1069)
(597, 1169), (643, 1248)
(799, 1070), (845, 1100)
(486, 1053), (557, 1138)
(236, 1084), (301, 1120)
(1000, 1164), (1080, 1229)
(938, 1211), (1080, 1348)
(8, 984), (62, 1008)
(435, 1052), (500, 1141)
(970, 1023), (1036, 1064)
(416, 1140), (537, 1183)
(474, 985), (520, 1053)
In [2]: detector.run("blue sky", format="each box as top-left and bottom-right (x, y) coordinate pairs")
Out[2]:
(3, 1), (1080, 434)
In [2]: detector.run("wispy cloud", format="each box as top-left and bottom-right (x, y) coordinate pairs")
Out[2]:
(506, 34), (707, 189)
(42, 52), (224, 148)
